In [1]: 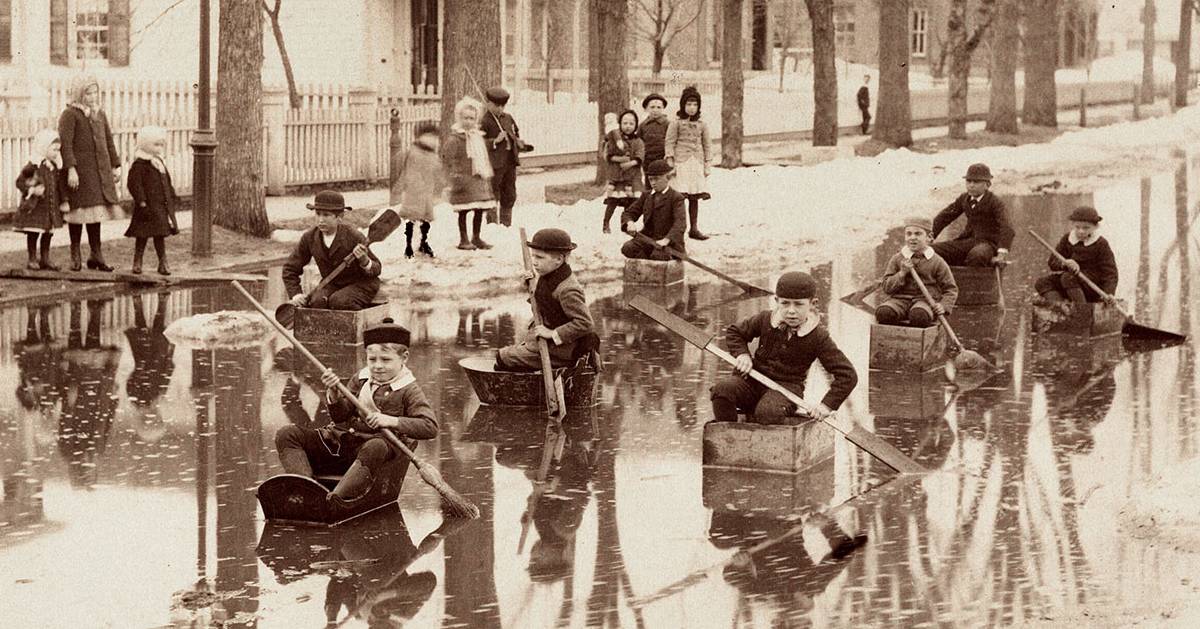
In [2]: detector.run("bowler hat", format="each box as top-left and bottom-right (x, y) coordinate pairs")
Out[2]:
(306, 189), (351, 212)
(1068, 206), (1102, 224)
(776, 272), (816, 300)
(644, 160), (672, 177)
(964, 163), (993, 181)
(363, 318), (411, 348)
(642, 92), (667, 109)
(527, 228), (577, 252)
(485, 86), (510, 105)
(903, 216), (933, 233)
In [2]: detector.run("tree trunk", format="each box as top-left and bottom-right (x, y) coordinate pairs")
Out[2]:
(588, 0), (600, 102)
(263, 1), (301, 109)
(721, 0), (745, 167)
(987, 0), (1019, 133)
(1177, 0), (1193, 107)
(946, 0), (970, 138)
(1142, 1), (1157, 104)
(653, 41), (665, 76)
(806, 0), (838, 146)
(1022, 0), (1058, 127)
(441, 0), (502, 131)
(215, 0), (269, 237)
(594, 0), (630, 183)
(873, 0), (912, 146)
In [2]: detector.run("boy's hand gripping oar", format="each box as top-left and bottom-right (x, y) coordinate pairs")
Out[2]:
(275, 208), (404, 328)
(519, 228), (568, 425)
(232, 281), (480, 519)
(1027, 229), (1186, 343)
(907, 268), (996, 372)
(630, 232), (772, 296)
(627, 295), (926, 474)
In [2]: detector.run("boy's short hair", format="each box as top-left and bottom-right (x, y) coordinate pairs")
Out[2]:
(368, 342), (409, 355)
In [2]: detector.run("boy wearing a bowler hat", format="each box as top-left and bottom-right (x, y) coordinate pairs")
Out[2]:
(875, 216), (958, 327)
(931, 163), (1014, 267)
(276, 319), (438, 505)
(1035, 206), (1118, 304)
(496, 228), (599, 371)
(481, 86), (528, 227)
(711, 272), (857, 424)
(619, 159), (686, 260)
(282, 190), (382, 311)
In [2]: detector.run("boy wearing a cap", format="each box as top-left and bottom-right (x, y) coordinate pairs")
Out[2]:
(282, 190), (382, 311)
(711, 272), (858, 423)
(619, 160), (687, 260)
(639, 93), (669, 190)
(875, 217), (958, 327)
(496, 228), (599, 371)
(931, 163), (1014, 267)
(481, 86), (527, 227)
(275, 319), (438, 505)
(1035, 206), (1118, 304)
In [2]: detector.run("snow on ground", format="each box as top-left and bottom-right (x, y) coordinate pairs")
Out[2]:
(1119, 457), (1200, 554)
(164, 311), (273, 349)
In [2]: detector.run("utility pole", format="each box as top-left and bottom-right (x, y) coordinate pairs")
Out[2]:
(191, 0), (217, 257)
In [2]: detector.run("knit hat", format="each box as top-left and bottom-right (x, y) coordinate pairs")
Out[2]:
(903, 216), (933, 233)
(527, 228), (577, 252)
(306, 190), (351, 212)
(484, 86), (510, 105)
(618, 109), (640, 135)
(68, 73), (99, 106)
(964, 163), (993, 181)
(678, 86), (702, 120)
(1068, 206), (1102, 224)
(642, 92), (667, 109)
(363, 318), (411, 348)
(644, 160), (672, 177)
(776, 272), (816, 300)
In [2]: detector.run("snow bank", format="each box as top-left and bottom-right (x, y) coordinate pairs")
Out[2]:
(164, 311), (274, 350)
(1119, 457), (1200, 553)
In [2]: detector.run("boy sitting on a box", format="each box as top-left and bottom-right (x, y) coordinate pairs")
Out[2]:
(1035, 206), (1118, 305)
(710, 272), (858, 424)
(875, 217), (958, 327)
(282, 190), (382, 311)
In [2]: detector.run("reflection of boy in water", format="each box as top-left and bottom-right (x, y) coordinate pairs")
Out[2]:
(124, 293), (175, 441)
(528, 440), (595, 582)
(59, 299), (120, 488)
(1038, 364), (1117, 454)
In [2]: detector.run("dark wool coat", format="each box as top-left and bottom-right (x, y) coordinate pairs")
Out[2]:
(605, 132), (644, 188)
(857, 85), (870, 109)
(639, 115), (669, 163)
(1049, 233), (1119, 294)
(932, 190), (1015, 250)
(481, 109), (522, 169)
(14, 160), (67, 232)
(391, 139), (445, 223)
(880, 249), (960, 310)
(441, 130), (494, 207)
(325, 369), (439, 443)
(498, 265), (597, 369)
(125, 159), (179, 238)
(620, 187), (687, 251)
(58, 105), (120, 208)
(282, 224), (382, 298)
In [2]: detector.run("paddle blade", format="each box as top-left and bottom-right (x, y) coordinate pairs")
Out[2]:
(1122, 320), (1187, 344)
(368, 208), (404, 243)
(951, 348), (996, 372)
(274, 303), (296, 329)
(843, 425), (927, 474)
(628, 295), (715, 350)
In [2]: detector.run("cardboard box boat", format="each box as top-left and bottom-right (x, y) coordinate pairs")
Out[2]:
(623, 258), (685, 285)
(950, 265), (1004, 307)
(868, 322), (949, 372)
(702, 419), (836, 474)
(293, 301), (391, 346)
(1031, 301), (1125, 338)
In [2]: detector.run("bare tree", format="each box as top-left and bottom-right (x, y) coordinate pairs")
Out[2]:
(440, 0), (502, 130)
(1176, 0), (1195, 107)
(805, 0), (837, 145)
(630, 0), (704, 76)
(261, 0), (301, 109)
(215, 0), (269, 237)
(873, 0), (912, 146)
(772, 1), (802, 92)
(1141, 1), (1156, 104)
(721, 0), (745, 167)
(946, 0), (996, 138)
(593, 0), (631, 182)
(986, 0), (1019, 133)
(1021, 0), (1058, 127)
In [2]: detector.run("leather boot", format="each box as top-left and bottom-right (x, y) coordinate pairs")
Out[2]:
(130, 248), (144, 275)
(688, 203), (709, 240)
(87, 247), (114, 272)
(69, 243), (82, 272)
(38, 235), (59, 271)
(278, 448), (313, 477)
(25, 238), (39, 270)
(157, 259), (171, 276)
(417, 222), (434, 257)
(327, 461), (374, 505)
(456, 212), (475, 250)
(471, 210), (492, 250)
(404, 222), (415, 258)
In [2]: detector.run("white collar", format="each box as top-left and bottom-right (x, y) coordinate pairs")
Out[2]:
(356, 367), (416, 391)
(769, 310), (820, 336)
(901, 246), (934, 260)
(1067, 231), (1100, 246)
(969, 194), (984, 202)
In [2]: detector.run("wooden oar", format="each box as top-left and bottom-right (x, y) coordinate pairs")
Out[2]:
(627, 295), (926, 474)
(839, 279), (881, 314)
(1027, 229), (1187, 343)
(232, 281), (480, 519)
(517, 423), (566, 554)
(519, 228), (568, 426)
(275, 208), (403, 328)
(631, 232), (772, 296)
(908, 268), (996, 371)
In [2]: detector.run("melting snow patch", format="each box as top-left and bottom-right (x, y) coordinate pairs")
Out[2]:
(164, 311), (274, 350)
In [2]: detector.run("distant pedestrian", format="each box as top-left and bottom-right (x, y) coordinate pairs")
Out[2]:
(857, 75), (871, 134)
(443, 97), (496, 250)
(639, 93), (669, 190)
(13, 129), (67, 271)
(59, 74), (120, 272)
(391, 121), (444, 258)
(602, 110), (644, 234)
(125, 126), (179, 275)
(931, 163), (1014, 267)
(665, 86), (711, 240)
(481, 86), (529, 227)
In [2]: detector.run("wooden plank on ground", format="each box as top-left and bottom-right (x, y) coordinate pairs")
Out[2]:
(1, 268), (267, 285)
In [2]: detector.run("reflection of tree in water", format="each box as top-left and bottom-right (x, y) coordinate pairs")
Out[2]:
(440, 411), (500, 628)
(585, 404), (643, 628)
(58, 299), (120, 489)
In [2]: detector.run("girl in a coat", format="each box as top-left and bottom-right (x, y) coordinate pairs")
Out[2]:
(391, 121), (445, 258)
(665, 86), (712, 241)
(602, 110), (644, 233)
(442, 97), (495, 251)
(59, 74), (121, 272)
(125, 126), (179, 275)
(14, 129), (67, 270)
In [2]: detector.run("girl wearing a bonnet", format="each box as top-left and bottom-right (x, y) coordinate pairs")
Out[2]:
(58, 74), (121, 272)
(125, 125), (178, 275)
(13, 128), (67, 270)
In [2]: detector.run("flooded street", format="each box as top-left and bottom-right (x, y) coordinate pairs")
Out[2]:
(2, 154), (1199, 628)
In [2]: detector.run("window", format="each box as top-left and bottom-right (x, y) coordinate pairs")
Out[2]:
(910, 8), (928, 57)
(75, 0), (109, 61)
(504, 0), (518, 60)
(1, 0), (12, 62)
(50, 0), (129, 66)
(833, 5), (855, 52)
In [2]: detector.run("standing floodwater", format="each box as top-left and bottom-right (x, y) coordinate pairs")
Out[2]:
(1, 156), (1198, 627)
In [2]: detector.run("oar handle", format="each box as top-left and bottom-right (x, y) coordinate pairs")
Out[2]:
(1026, 229), (1127, 318)
(230, 281), (418, 460)
(907, 267), (964, 350)
(518, 228), (563, 423)
(631, 232), (772, 296)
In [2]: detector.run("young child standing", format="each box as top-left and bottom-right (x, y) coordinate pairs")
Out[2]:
(125, 126), (179, 275)
(443, 97), (495, 250)
(14, 129), (67, 270)
(710, 272), (858, 424)
(275, 319), (438, 505)
(495, 228), (599, 371)
(639, 93), (669, 190)
(1035, 206), (1118, 304)
(875, 217), (959, 326)
(282, 190), (382, 311)
(391, 121), (444, 258)
(602, 110), (644, 234)
(665, 86), (712, 241)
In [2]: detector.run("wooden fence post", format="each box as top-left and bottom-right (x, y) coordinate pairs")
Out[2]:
(262, 86), (288, 196)
(350, 87), (377, 181)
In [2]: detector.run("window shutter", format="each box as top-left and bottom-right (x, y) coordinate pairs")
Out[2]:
(0, 0), (12, 62)
(109, 0), (131, 66)
(50, 0), (67, 65)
